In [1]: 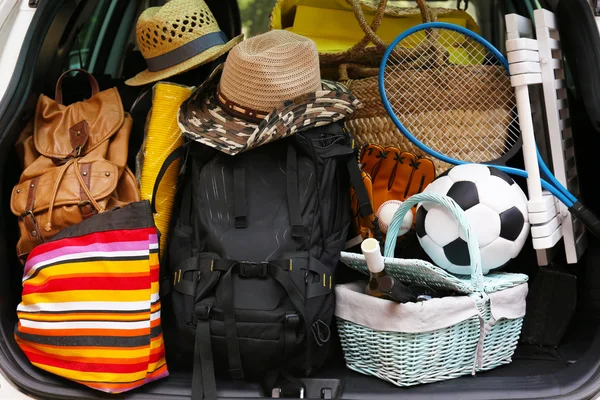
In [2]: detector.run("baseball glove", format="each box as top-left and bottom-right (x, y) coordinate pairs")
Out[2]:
(350, 144), (436, 242)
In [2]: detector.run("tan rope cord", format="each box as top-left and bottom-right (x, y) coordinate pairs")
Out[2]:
(44, 158), (102, 232)
(347, 0), (433, 61)
(73, 159), (103, 213)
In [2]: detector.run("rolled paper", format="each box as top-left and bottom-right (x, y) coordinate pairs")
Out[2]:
(139, 82), (193, 253)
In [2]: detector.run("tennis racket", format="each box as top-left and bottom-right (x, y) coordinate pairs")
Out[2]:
(378, 22), (600, 238)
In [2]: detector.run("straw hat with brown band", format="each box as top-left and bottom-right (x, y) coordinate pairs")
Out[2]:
(126, 0), (243, 86)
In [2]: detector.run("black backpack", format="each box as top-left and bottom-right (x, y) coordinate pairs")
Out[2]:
(154, 121), (371, 400)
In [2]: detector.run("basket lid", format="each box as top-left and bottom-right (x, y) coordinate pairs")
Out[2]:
(340, 251), (528, 294)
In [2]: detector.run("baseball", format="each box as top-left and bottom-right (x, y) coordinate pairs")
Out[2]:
(377, 200), (413, 236)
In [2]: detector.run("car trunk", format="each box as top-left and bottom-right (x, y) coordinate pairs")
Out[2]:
(2, 0), (600, 399)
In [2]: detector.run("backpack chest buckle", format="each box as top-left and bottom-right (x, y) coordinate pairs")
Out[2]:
(238, 261), (269, 278)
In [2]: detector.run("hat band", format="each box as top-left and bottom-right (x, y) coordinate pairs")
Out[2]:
(216, 85), (269, 123)
(145, 31), (228, 72)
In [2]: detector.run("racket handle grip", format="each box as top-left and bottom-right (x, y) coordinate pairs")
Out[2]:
(571, 201), (600, 239)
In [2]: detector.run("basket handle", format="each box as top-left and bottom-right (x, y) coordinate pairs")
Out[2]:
(338, 63), (380, 80)
(346, 0), (433, 55)
(383, 192), (483, 292)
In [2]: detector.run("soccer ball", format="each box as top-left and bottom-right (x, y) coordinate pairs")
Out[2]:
(415, 164), (530, 275)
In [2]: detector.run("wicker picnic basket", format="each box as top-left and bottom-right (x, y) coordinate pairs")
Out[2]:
(336, 192), (528, 386)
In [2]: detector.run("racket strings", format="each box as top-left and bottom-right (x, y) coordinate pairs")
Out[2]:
(384, 27), (520, 164)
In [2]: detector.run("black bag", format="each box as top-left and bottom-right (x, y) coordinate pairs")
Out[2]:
(154, 121), (372, 400)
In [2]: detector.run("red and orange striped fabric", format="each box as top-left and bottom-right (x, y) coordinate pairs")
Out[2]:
(15, 201), (168, 393)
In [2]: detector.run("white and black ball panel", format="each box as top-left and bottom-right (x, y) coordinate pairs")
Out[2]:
(424, 206), (459, 247)
(510, 183), (530, 221)
(415, 163), (531, 274)
(499, 206), (526, 241)
(448, 163), (490, 183)
(444, 263), (473, 276)
(458, 204), (501, 248)
(415, 206), (428, 238)
(446, 181), (479, 211)
(475, 175), (517, 214)
(514, 221), (530, 254)
(418, 234), (458, 272)
(443, 238), (471, 267)
(480, 237), (516, 271)
(488, 166), (516, 186)
(421, 176), (454, 211)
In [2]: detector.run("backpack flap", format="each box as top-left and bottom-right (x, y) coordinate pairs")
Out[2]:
(11, 159), (119, 260)
(33, 88), (125, 159)
(11, 160), (118, 216)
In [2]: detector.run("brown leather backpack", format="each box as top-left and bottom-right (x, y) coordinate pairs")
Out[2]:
(11, 69), (141, 262)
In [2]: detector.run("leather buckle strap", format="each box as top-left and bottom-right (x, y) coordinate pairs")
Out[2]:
(78, 200), (97, 219)
(20, 210), (42, 243)
(238, 261), (269, 279)
(19, 210), (35, 220)
(78, 162), (96, 219)
(21, 177), (43, 245)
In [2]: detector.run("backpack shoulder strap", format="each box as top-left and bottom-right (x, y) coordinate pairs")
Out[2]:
(154, 142), (215, 299)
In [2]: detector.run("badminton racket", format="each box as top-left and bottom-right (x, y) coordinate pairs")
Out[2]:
(378, 22), (600, 238)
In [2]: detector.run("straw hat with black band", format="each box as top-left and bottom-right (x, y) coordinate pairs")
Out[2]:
(178, 30), (361, 156)
(126, 0), (243, 87)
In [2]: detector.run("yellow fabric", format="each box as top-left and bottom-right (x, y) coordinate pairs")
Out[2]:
(288, 6), (473, 53)
(139, 83), (193, 253)
(270, 0), (480, 55)
(18, 345), (150, 359)
(21, 289), (151, 305)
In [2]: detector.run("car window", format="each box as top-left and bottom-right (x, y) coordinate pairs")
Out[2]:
(67, 0), (114, 71)
(238, 0), (278, 36)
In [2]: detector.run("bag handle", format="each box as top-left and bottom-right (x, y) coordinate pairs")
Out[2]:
(338, 63), (379, 80)
(383, 192), (483, 292)
(151, 143), (189, 214)
(55, 68), (100, 104)
(346, 0), (433, 55)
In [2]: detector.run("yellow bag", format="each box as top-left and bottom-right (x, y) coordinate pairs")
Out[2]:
(269, 0), (480, 67)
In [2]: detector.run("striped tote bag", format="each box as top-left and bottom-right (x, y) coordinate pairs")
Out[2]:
(15, 201), (168, 393)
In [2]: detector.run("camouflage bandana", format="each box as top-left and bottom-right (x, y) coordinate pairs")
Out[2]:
(178, 64), (361, 155)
